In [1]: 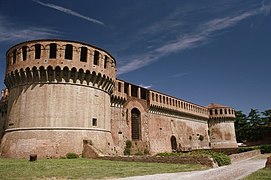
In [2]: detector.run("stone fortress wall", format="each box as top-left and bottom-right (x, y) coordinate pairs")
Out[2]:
(0, 39), (238, 158)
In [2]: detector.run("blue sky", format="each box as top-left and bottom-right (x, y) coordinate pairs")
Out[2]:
(0, 0), (270, 114)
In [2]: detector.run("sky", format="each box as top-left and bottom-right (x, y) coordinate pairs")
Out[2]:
(0, 0), (270, 114)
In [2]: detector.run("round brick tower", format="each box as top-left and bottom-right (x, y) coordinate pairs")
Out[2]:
(1, 40), (116, 158)
(207, 103), (238, 148)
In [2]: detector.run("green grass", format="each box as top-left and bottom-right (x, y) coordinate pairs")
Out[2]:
(244, 168), (271, 180)
(0, 158), (207, 179)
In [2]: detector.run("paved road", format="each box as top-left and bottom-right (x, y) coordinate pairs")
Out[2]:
(118, 155), (267, 180)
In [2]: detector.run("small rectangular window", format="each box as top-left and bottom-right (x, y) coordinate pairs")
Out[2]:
(80, 47), (87, 62)
(104, 55), (108, 69)
(22, 46), (27, 61)
(35, 44), (41, 59)
(92, 118), (97, 126)
(94, 50), (99, 65)
(49, 43), (57, 59)
(65, 44), (73, 60)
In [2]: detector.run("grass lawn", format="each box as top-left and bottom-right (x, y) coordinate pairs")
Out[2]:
(0, 158), (207, 179)
(244, 168), (271, 180)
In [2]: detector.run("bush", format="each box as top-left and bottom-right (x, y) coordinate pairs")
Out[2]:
(260, 145), (271, 154)
(156, 150), (231, 166)
(206, 151), (231, 166)
(125, 140), (132, 149)
(123, 140), (132, 155)
(144, 148), (150, 155)
(66, 152), (79, 159)
(198, 135), (204, 141)
(237, 147), (255, 153)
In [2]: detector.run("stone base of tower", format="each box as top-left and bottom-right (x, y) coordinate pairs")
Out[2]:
(210, 140), (238, 149)
(0, 128), (116, 158)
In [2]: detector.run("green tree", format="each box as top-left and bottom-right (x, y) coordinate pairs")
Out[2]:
(234, 110), (248, 142)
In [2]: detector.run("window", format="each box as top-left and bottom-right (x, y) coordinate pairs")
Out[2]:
(225, 109), (227, 114)
(220, 109), (223, 114)
(118, 82), (121, 92)
(35, 44), (41, 59)
(92, 118), (97, 126)
(12, 49), (17, 64)
(65, 44), (73, 60)
(94, 50), (99, 65)
(22, 46), (27, 61)
(131, 108), (141, 140)
(215, 109), (218, 114)
(49, 43), (57, 58)
(124, 82), (128, 94)
(210, 110), (213, 115)
(80, 47), (87, 62)
(104, 55), (108, 69)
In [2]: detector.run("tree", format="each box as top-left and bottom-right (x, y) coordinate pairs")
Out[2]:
(234, 110), (248, 142)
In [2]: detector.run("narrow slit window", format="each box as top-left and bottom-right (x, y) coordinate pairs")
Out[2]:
(80, 47), (87, 62)
(49, 43), (57, 59)
(35, 44), (41, 59)
(22, 46), (27, 61)
(92, 118), (97, 126)
(65, 44), (73, 60)
(94, 50), (99, 65)
(12, 49), (16, 64)
(104, 55), (108, 69)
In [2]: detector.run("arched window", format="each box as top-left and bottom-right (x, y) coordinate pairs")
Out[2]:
(65, 44), (73, 60)
(171, 136), (177, 151)
(49, 43), (57, 59)
(35, 44), (41, 59)
(22, 46), (27, 61)
(12, 49), (17, 64)
(131, 108), (141, 140)
(80, 47), (87, 62)
(104, 55), (108, 69)
(94, 50), (99, 65)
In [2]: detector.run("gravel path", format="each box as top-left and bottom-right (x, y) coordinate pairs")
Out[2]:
(118, 155), (267, 180)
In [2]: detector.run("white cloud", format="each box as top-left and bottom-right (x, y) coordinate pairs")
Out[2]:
(117, 2), (271, 75)
(0, 15), (60, 42)
(33, 0), (105, 26)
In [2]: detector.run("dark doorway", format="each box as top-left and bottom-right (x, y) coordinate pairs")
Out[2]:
(171, 136), (177, 151)
(131, 108), (141, 140)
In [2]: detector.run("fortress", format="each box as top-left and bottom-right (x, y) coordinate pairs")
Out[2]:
(0, 40), (238, 158)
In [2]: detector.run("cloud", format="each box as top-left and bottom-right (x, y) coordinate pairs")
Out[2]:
(117, 2), (271, 75)
(33, 0), (105, 26)
(0, 15), (60, 42)
(139, 84), (152, 89)
(169, 72), (191, 78)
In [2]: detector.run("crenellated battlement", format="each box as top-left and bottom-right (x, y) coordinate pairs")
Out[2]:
(207, 103), (235, 119)
(5, 40), (116, 93)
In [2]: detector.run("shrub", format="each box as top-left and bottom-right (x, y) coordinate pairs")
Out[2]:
(124, 140), (132, 155)
(144, 148), (150, 155)
(125, 140), (132, 149)
(237, 147), (254, 153)
(198, 135), (204, 141)
(206, 151), (231, 166)
(260, 145), (271, 154)
(66, 152), (79, 159)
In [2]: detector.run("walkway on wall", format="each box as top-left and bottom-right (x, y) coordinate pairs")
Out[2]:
(118, 155), (267, 180)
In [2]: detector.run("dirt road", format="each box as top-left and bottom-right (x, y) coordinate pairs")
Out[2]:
(118, 155), (267, 180)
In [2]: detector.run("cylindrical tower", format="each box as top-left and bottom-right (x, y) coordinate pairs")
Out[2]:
(207, 103), (238, 149)
(1, 39), (116, 158)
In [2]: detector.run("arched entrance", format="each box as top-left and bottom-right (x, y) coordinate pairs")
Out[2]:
(170, 136), (177, 151)
(131, 108), (141, 140)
